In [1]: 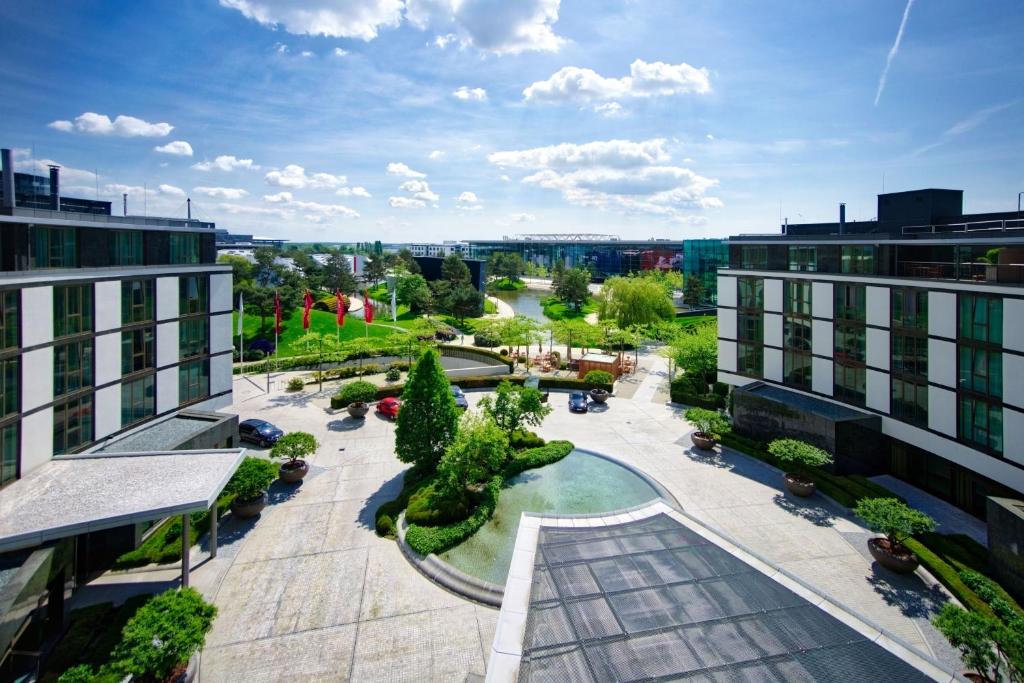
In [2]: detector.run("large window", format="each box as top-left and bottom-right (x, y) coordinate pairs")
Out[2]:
(834, 284), (866, 322)
(784, 317), (812, 352)
(783, 280), (812, 389)
(180, 318), (209, 359)
(788, 246), (817, 272)
(892, 334), (928, 377)
(841, 246), (875, 274)
(122, 279), (155, 325)
(54, 394), (93, 455)
(0, 291), (17, 350)
(737, 343), (763, 378)
(834, 363), (866, 406)
(892, 288), (928, 331)
(54, 341), (93, 397)
(740, 246), (767, 270)
(959, 347), (1002, 399)
(111, 230), (143, 266)
(33, 226), (77, 268)
(960, 295), (1002, 344)
(738, 313), (763, 343)
(54, 285), (93, 338)
(180, 275), (209, 315)
(783, 350), (812, 389)
(1, 423), (16, 488)
(169, 233), (200, 264)
(122, 376), (155, 427)
(784, 281), (812, 316)
(0, 358), (16, 418)
(738, 277), (763, 309)
(960, 397), (1002, 454)
(834, 323), (866, 364)
(179, 360), (210, 404)
(892, 378), (928, 428)
(121, 328), (155, 375)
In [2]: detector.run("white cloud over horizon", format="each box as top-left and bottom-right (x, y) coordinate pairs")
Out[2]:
(523, 59), (711, 104)
(264, 164), (347, 189)
(154, 140), (194, 156)
(48, 112), (174, 137)
(192, 155), (258, 172)
(193, 186), (250, 199)
(453, 86), (487, 101)
(386, 162), (426, 178)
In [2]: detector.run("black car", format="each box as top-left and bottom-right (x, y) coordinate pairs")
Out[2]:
(450, 385), (469, 409)
(568, 391), (588, 413)
(239, 419), (284, 447)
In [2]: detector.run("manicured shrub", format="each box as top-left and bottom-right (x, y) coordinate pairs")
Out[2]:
(270, 432), (319, 465)
(333, 380), (377, 408)
(286, 377), (305, 392)
(504, 440), (574, 477)
(223, 457), (277, 502)
(684, 407), (730, 439)
(396, 349), (460, 471)
(57, 665), (94, 683)
(375, 514), (395, 537)
(385, 366), (401, 381)
(712, 382), (730, 397)
(109, 588), (216, 681)
(767, 439), (833, 469)
(853, 497), (935, 550)
(510, 430), (546, 450)
(405, 475), (502, 556)
(406, 480), (472, 526)
(933, 604), (1015, 682)
(474, 331), (501, 348)
(439, 412), (509, 492)
(583, 370), (614, 385)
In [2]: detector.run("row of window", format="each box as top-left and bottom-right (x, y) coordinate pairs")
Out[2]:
(740, 245), (878, 274)
(31, 227), (203, 269)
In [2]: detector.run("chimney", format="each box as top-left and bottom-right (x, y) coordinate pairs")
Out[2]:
(839, 203), (846, 235)
(123, 193), (128, 217)
(48, 165), (60, 211)
(1, 148), (14, 210)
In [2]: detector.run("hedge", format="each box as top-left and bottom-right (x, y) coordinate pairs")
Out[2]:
(369, 375), (614, 399)
(504, 440), (574, 477)
(374, 464), (435, 538)
(436, 344), (515, 370)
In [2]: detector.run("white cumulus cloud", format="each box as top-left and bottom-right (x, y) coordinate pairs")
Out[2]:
(336, 186), (371, 198)
(594, 102), (625, 118)
(399, 179), (439, 202)
(428, 150), (445, 160)
(387, 162), (426, 178)
(457, 191), (480, 203)
(193, 186), (250, 200)
(489, 139), (670, 170)
(453, 86), (487, 101)
(158, 184), (186, 197)
(192, 155), (258, 172)
(48, 112), (174, 137)
(263, 191), (293, 203)
(523, 59), (710, 103)
(407, 0), (565, 55)
(218, 0), (404, 40)
(333, 47), (348, 56)
(154, 140), (194, 156)
(388, 196), (427, 209)
(264, 164), (347, 189)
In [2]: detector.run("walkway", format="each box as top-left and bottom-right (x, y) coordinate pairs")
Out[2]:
(169, 348), (962, 679)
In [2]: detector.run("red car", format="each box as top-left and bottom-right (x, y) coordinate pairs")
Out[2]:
(376, 396), (401, 420)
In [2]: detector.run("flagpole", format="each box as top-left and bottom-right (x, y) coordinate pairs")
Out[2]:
(237, 293), (244, 377)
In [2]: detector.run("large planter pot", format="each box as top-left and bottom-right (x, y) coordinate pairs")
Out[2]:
(589, 389), (609, 404)
(279, 459), (309, 484)
(230, 491), (268, 519)
(783, 473), (816, 497)
(691, 432), (716, 451)
(867, 537), (920, 574)
(347, 402), (370, 419)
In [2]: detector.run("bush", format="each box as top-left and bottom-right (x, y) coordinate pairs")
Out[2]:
(767, 439), (833, 469)
(57, 665), (94, 683)
(853, 497), (935, 549)
(504, 440), (574, 477)
(439, 412), (510, 492)
(684, 407), (730, 439)
(670, 374), (726, 408)
(109, 588), (216, 681)
(583, 370), (615, 385)
(332, 380), (378, 408)
(712, 382), (729, 397)
(385, 367), (401, 381)
(405, 475), (502, 556)
(286, 377), (305, 392)
(499, 348), (509, 356)
(270, 431), (318, 465)
(510, 430), (546, 450)
(474, 331), (501, 348)
(375, 514), (395, 537)
(405, 480), (472, 526)
(223, 457), (277, 502)
(246, 349), (266, 361)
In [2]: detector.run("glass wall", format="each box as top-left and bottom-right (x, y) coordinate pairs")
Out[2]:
(834, 284), (866, 406)
(682, 239), (729, 304)
(180, 275), (209, 315)
(111, 230), (143, 266)
(957, 294), (1003, 454)
(32, 226), (77, 268)
(121, 279), (154, 325)
(54, 285), (93, 338)
(122, 376), (155, 427)
(169, 233), (200, 264)
(53, 341), (93, 398)
(179, 359), (210, 404)
(0, 291), (17, 350)
(53, 394), (93, 455)
(467, 240), (693, 282)
(121, 328), (155, 375)
(783, 281), (812, 388)
(0, 423), (16, 488)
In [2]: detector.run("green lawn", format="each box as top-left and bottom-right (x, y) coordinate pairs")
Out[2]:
(234, 308), (399, 357)
(487, 278), (526, 291)
(670, 314), (716, 330)
(541, 296), (597, 320)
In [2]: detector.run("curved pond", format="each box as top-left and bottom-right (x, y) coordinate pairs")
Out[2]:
(491, 288), (550, 324)
(439, 450), (660, 585)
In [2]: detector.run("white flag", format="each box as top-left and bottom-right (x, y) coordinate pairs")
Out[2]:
(391, 286), (397, 322)
(237, 293), (244, 335)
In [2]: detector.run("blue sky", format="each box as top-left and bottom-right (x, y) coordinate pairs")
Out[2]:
(1, 0), (1021, 242)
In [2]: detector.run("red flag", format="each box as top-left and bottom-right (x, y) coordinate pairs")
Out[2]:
(302, 291), (314, 330)
(363, 291), (374, 324)
(274, 291), (282, 335)
(335, 290), (346, 327)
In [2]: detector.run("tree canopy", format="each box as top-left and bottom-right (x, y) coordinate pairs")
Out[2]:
(596, 275), (675, 327)
(395, 348), (459, 471)
(555, 266), (591, 310)
(479, 380), (553, 438)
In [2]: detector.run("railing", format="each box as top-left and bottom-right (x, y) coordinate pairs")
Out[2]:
(897, 260), (1024, 283)
(3, 207), (214, 229)
(902, 218), (1024, 235)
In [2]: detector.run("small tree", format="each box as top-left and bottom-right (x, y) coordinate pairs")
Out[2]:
(296, 331), (341, 392)
(439, 412), (509, 492)
(670, 322), (718, 385)
(479, 380), (553, 439)
(683, 275), (706, 307)
(441, 252), (471, 285)
(109, 588), (217, 681)
(556, 267), (591, 310)
(364, 254), (387, 285)
(396, 273), (432, 313)
(551, 260), (566, 292)
(395, 349), (459, 472)
(933, 604), (1004, 682)
(270, 431), (319, 466)
(224, 457), (278, 502)
(448, 282), (483, 322)
(337, 379), (377, 405)
(767, 439), (833, 470)
(852, 497), (935, 553)
(684, 407), (730, 439)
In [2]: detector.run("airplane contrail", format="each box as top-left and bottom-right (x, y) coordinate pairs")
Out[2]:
(874, 0), (915, 107)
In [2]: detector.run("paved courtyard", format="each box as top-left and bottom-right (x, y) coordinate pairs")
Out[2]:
(187, 351), (961, 680)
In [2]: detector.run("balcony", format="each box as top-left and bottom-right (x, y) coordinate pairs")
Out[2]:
(897, 261), (1024, 284)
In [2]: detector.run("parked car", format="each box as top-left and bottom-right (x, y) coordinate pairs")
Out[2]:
(450, 385), (469, 409)
(434, 326), (458, 342)
(568, 391), (589, 413)
(239, 419), (284, 447)
(377, 396), (401, 420)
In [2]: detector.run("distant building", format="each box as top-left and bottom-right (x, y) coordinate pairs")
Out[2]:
(413, 255), (487, 294)
(408, 241), (469, 258)
(214, 229), (287, 250)
(717, 188), (1024, 518)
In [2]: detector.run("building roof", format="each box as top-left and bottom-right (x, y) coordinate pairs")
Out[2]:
(488, 502), (953, 681)
(0, 449), (245, 553)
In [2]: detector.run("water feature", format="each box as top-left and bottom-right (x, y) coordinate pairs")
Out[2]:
(439, 450), (660, 585)
(491, 287), (550, 324)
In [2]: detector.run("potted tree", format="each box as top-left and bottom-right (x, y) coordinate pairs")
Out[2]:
(584, 370), (614, 403)
(271, 431), (319, 484)
(225, 457), (277, 519)
(767, 438), (833, 497)
(853, 497), (935, 574)
(684, 407), (730, 450)
(339, 380), (377, 418)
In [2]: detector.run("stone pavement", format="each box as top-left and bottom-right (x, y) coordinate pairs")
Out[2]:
(187, 350), (962, 680)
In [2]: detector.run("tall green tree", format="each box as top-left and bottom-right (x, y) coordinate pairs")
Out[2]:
(395, 349), (459, 472)
(438, 412), (509, 492)
(668, 321), (718, 385)
(555, 267), (591, 310)
(479, 380), (552, 439)
(550, 259), (566, 291)
(441, 252), (471, 285)
(397, 248), (421, 274)
(396, 273), (432, 313)
(363, 254), (387, 285)
(596, 275), (675, 328)
(448, 283), (483, 322)
(683, 275), (706, 307)
(323, 251), (357, 293)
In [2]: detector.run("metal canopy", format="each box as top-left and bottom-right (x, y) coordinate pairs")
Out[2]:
(0, 449), (245, 554)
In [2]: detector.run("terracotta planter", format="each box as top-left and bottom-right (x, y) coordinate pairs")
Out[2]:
(230, 491), (268, 519)
(783, 473), (816, 497)
(279, 459), (309, 484)
(867, 537), (920, 574)
(691, 432), (716, 451)
(589, 389), (609, 404)
(347, 402), (370, 418)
